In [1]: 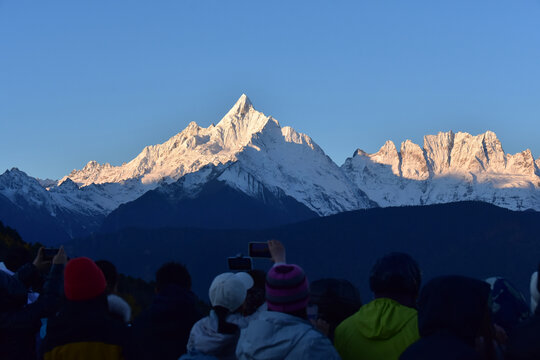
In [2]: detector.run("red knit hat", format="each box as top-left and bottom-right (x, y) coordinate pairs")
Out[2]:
(64, 257), (107, 301)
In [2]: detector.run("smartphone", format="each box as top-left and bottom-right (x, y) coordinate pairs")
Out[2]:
(43, 248), (59, 261)
(248, 242), (272, 258)
(227, 256), (252, 271)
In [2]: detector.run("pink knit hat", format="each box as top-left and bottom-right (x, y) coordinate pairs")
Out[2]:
(266, 264), (309, 313)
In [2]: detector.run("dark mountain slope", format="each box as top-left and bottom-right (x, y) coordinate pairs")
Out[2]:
(69, 201), (540, 300)
(0, 193), (71, 246)
(101, 178), (318, 233)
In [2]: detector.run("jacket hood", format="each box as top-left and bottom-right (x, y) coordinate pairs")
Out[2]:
(417, 276), (490, 346)
(108, 294), (132, 323)
(352, 298), (417, 340)
(237, 311), (315, 359)
(530, 271), (539, 314)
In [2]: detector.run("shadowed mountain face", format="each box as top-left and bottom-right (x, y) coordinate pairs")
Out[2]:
(100, 175), (318, 233)
(69, 201), (540, 301)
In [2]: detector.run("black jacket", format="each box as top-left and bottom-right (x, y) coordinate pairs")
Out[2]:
(0, 263), (63, 360)
(505, 311), (540, 360)
(42, 293), (128, 359)
(400, 275), (491, 360)
(127, 284), (203, 360)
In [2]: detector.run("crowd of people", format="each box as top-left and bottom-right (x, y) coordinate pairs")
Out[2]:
(1, 240), (539, 360)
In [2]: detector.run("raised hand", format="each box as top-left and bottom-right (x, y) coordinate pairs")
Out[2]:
(268, 239), (286, 264)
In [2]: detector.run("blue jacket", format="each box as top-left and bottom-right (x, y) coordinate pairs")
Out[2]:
(236, 310), (341, 360)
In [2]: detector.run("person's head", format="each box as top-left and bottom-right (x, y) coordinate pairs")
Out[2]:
(369, 252), (421, 306)
(4, 247), (32, 273)
(155, 262), (191, 293)
(64, 257), (107, 302)
(310, 278), (362, 339)
(242, 269), (266, 316)
(417, 276), (492, 355)
(209, 272), (254, 334)
(95, 260), (118, 294)
(209, 272), (254, 312)
(266, 264), (310, 319)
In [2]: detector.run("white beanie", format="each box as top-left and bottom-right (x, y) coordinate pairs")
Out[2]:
(530, 271), (540, 314)
(209, 272), (254, 312)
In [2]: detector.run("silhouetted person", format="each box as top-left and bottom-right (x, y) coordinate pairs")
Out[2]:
(505, 264), (540, 360)
(334, 252), (421, 360)
(309, 278), (362, 340)
(241, 269), (266, 317)
(1, 246), (33, 274)
(96, 260), (132, 323)
(128, 262), (202, 360)
(0, 247), (65, 360)
(400, 275), (495, 360)
(43, 256), (127, 359)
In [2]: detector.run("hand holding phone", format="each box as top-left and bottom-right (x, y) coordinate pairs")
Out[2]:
(42, 248), (59, 261)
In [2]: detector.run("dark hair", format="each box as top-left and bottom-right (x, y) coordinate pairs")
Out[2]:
(243, 270), (266, 316)
(155, 262), (192, 291)
(369, 252), (421, 296)
(5, 247), (32, 273)
(310, 278), (362, 339)
(213, 306), (239, 334)
(95, 260), (118, 292)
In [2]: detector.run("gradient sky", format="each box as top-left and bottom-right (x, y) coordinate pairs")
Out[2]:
(1, 0), (539, 180)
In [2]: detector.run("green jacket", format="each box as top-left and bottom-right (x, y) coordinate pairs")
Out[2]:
(334, 298), (419, 360)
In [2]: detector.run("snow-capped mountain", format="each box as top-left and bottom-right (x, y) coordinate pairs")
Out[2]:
(62, 94), (373, 216)
(0, 168), (106, 242)
(342, 130), (540, 210)
(1, 94), (539, 245)
(0, 95), (374, 243)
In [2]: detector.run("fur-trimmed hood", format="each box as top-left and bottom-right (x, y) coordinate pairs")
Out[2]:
(530, 272), (539, 314)
(108, 294), (132, 323)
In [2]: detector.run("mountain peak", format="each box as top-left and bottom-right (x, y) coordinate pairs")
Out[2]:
(353, 149), (368, 157)
(4, 168), (28, 178)
(227, 94), (253, 117)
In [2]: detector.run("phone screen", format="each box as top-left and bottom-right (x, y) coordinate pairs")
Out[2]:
(248, 242), (272, 258)
(43, 248), (59, 261)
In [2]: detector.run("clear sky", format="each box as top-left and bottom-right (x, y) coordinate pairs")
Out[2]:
(1, 0), (539, 180)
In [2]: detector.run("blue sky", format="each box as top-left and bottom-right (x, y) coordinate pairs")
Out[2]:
(1, 0), (539, 180)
